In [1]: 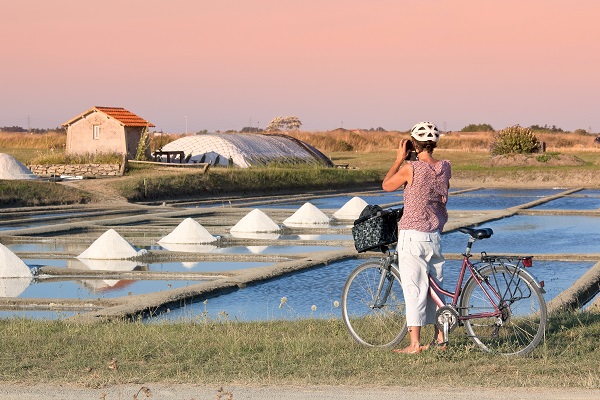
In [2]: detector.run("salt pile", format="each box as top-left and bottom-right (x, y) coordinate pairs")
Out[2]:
(0, 243), (33, 297)
(230, 209), (280, 233)
(159, 218), (218, 244)
(0, 153), (37, 180)
(77, 229), (147, 259)
(283, 202), (330, 225)
(0, 243), (33, 278)
(333, 196), (369, 220)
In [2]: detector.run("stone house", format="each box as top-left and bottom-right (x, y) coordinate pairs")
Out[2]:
(63, 106), (155, 160)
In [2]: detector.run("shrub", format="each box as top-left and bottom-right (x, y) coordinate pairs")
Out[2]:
(30, 152), (123, 165)
(490, 126), (540, 156)
(461, 123), (494, 132)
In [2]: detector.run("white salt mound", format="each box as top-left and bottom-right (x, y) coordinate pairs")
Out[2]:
(333, 196), (369, 220)
(77, 229), (147, 259)
(0, 153), (37, 180)
(159, 218), (218, 244)
(0, 243), (33, 278)
(230, 209), (280, 233)
(283, 202), (330, 225)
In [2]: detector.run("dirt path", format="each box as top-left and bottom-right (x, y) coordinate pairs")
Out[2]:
(0, 383), (598, 400)
(59, 177), (130, 204)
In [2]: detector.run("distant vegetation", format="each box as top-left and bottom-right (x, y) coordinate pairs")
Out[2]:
(1, 128), (598, 166)
(490, 126), (541, 156)
(461, 123), (495, 132)
(0, 126), (64, 134)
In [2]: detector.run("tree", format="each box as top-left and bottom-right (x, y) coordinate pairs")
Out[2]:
(240, 126), (263, 133)
(265, 116), (302, 131)
(460, 123), (494, 132)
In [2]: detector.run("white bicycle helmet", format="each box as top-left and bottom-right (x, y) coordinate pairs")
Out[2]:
(410, 121), (440, 142)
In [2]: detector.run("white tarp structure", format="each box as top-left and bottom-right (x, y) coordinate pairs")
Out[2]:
(161, 133), (333, 168)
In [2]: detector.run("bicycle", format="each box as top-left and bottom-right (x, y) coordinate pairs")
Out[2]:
(342, 226), (547, 356)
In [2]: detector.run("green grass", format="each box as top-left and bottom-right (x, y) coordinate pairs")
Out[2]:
(0, 311), (599, 388)
(0, 180), (91, 207)
(116, 164), (382, 201)
(0, 149), (599, 207)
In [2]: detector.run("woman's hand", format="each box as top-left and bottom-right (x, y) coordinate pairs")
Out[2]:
(396, 139), (409, 162)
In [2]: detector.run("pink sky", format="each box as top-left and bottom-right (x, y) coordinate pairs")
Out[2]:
(2, 0), (599, 133)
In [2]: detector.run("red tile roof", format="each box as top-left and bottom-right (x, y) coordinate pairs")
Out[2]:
(63, 106), (155, 127)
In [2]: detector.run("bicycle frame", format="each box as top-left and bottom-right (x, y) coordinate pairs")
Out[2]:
(427, 255), (504, 321)
(343, 226), (546, 354)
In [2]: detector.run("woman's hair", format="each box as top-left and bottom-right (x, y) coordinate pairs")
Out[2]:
(413, 139), (437, 153)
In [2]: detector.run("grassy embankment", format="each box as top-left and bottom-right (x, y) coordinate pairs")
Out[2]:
(0, 311), (598, 388)
(1, 130), (599, 205)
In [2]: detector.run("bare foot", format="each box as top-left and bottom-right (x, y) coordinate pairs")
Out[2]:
(393, 346), (421, 354)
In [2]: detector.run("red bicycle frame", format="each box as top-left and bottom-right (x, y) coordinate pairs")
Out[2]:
(427, 255), (504, 321)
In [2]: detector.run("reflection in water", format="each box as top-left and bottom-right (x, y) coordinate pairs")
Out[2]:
(75, 259), (147, 293)
(230, 231), (280, 240)
(0, 277), (33, 297)
(246, 246), (268, 254)
(160, 243), (218, 253)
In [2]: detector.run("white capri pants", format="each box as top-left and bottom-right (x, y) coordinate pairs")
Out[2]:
(396, 229), (445, 326)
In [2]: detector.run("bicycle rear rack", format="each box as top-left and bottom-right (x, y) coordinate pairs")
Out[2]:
(480, 252), (534, 268)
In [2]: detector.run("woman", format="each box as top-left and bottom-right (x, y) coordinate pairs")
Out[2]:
(382, 121), (451, 354)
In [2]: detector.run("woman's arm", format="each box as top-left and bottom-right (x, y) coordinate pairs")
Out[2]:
(382, 140), (412, 192)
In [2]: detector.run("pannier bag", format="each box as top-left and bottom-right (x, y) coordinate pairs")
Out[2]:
(352, 205), (403, 253)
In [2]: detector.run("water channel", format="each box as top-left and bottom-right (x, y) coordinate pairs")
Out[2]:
(0, 187), (599, 321)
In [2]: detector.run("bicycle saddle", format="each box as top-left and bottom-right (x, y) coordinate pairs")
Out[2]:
(458, 227), (493, 239)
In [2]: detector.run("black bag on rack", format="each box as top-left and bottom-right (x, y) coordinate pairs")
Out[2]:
(351, 205), (403, 253)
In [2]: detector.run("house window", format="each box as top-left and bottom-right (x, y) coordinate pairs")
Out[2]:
(93, 125), (100, 140)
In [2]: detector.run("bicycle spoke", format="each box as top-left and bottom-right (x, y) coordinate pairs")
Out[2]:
(460, 264), (546, 356)
(342, 262), (407, 348)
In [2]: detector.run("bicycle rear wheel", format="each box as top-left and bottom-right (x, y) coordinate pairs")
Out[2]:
(341, 261), (407, 347)
(460, 263), (547, 356)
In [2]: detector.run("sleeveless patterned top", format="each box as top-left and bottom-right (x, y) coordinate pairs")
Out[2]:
(399, 159), (451, 233)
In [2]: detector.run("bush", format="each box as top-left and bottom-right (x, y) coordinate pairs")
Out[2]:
(490, 126), (540, 156)
(30, 152), (123, 165)
(461, 123), (494, 132)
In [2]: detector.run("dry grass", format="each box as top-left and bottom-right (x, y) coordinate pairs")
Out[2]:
(0, 311), (599, 389)
(0, 131), (65, 150)
(287, 130), (600, 153)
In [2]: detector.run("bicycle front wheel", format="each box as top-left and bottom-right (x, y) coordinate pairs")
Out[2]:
(460, 263), (547, 356)
(341, 261), (407, 348)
